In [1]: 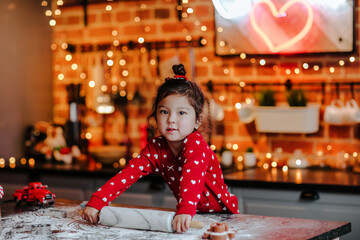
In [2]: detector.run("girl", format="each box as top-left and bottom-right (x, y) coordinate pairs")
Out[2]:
(82, 64), (239, 233)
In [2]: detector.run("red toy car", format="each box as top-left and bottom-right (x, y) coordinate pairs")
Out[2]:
(13, 182), (56, 206)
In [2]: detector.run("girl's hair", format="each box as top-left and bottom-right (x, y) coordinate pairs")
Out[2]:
(148, 64), (205, 122)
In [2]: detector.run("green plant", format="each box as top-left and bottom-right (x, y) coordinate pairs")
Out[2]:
(256, 89), (276, 106)
(220, 146), (231, 154)
(246, 147), (253, 152)
(286, 89), (307, 107)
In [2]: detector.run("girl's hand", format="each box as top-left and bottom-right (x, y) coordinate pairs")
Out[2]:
(81, 206), (99, 224)
(172, 214), (192, 233)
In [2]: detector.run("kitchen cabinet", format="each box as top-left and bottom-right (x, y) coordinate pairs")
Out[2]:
(231, 187), (360, 240)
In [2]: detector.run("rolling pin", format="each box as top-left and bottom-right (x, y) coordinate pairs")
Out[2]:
(81, 206), (204, 233)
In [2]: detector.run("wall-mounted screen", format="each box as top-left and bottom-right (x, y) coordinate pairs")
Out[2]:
(213, 0), (355, 56)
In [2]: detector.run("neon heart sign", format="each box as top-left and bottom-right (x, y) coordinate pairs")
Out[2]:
(250, 0), (314, 53)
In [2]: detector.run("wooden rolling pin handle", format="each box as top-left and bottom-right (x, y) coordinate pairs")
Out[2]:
(190, 220), (204, 229)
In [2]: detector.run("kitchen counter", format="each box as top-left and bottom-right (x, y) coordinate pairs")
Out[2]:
(1, 161), (360, 194)
(224, 167), (360, 193)
(0, 199), (351, 239)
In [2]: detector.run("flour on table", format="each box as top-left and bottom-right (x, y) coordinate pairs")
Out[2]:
(1, 205), (225, 240)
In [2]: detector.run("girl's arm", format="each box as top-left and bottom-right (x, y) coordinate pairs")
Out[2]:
(86, 144), (157, 211)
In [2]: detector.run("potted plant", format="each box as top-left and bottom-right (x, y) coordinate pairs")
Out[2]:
(254, 88), (319, 133)
(220, 146), (233, 168)
(286, 89), (307, 107)
(244, 147), (257, 168)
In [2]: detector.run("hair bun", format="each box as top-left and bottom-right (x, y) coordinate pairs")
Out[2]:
(172, 64), (186, 76)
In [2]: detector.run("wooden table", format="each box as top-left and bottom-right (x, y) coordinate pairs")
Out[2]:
(0, 199), (351, 240)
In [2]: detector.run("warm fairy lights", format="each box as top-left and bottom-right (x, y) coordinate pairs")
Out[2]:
(49, 19), (56, 26)
(45, 10), (52, 16)
(85, 132), (92, 140)
(71, 63), (78, 70)
(200, 38), (207, 45)
(263, 163), (269, 169)
(28, 158), (35, 167)
(119, 158), (126, 168)
(138, 37), (145, 44)
(101, 85), (108, 92)
(89, 80), (96, 88)
(54, 9), (61, 15)
(120, 81), (127, 87)
(58, 73), (64, 81)
(119, 59), (126, 66)
(105, 5), (112, 11)
(271, 161), (277, 168)
(61, 43), (68, 49)
(107, 51), (114, 58)
(111, 85), (118, 92)
(113, 40), (120, 46)
(65, 54), (72, 61)
(120, 90), (127, 97)
(106, 59), (114, 66)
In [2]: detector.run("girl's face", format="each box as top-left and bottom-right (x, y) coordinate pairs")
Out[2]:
(156, 94), (201, 144)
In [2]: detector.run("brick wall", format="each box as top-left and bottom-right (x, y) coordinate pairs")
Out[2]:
(51, 0), (360, 159)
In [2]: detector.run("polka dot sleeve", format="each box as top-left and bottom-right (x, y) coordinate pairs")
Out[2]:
(86, 144), (156, 211)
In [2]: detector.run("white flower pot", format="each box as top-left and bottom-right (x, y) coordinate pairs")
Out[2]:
(244, 152), (257, 167)
(254, 104), (320, 133)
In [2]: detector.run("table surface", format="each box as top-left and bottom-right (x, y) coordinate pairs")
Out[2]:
(0, 199), (351, 240)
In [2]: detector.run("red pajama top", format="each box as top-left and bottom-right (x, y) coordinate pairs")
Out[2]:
(87, 131), (239, 217)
